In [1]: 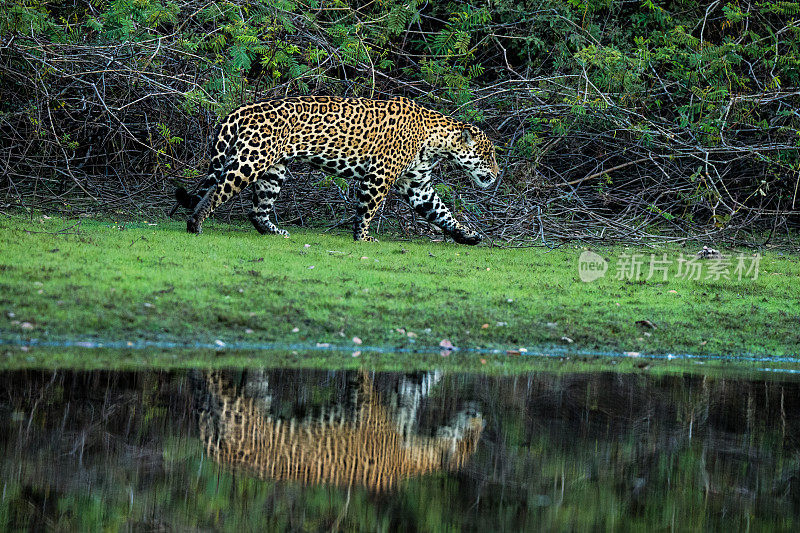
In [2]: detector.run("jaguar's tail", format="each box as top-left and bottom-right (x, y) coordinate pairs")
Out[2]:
(167, 186), (196, 217)
(168, 121), (237, 216)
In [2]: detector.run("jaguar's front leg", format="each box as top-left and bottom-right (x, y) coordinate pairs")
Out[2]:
(353, 173), (392, 242)
(398, 179), (481, 245)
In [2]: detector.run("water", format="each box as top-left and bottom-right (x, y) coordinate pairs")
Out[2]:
(2, 367), (799, 530)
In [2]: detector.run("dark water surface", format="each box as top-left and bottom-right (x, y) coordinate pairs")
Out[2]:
(2, 367), (800, 530)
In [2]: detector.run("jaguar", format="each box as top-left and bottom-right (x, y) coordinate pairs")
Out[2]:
(173, 96), (499, 244)
(192, 370), (485, 491)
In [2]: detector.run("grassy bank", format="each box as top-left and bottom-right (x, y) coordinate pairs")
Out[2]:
(1, 213), (798, 359)
(4, 345), (800, 379)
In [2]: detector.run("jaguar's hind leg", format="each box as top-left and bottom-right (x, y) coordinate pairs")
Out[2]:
(187, 138), (279, 234)
(248, 163), (289, 236)
(188, 168), (253, 234)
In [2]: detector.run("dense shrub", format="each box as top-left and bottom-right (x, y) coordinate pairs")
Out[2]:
(1, 0), (798, 242)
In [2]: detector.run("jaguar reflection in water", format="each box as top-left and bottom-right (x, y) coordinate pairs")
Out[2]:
(191, 370), (485, 491)
(4, 367), (800, 530)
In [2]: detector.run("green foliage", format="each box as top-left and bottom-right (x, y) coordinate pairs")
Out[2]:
(5, 0), (797, 137)
(316, 174), (348, 194)
(1, 0), (798, 233)
(4, 0), (798, 128)
(1, 1), (54, 35)
(85, 0), (181, 40)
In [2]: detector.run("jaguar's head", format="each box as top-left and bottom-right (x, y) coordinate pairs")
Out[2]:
(451, 125), (500, 189)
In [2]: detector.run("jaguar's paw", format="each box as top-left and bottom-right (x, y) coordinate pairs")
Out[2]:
(453, 232), (481, 245)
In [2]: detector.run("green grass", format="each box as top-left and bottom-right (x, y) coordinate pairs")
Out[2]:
(1, 212), (799, 360)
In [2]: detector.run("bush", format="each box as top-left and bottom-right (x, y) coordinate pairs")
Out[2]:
(1, 0), (798, 242)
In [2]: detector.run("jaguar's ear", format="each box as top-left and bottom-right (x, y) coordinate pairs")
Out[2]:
(461, 128), (474, 147)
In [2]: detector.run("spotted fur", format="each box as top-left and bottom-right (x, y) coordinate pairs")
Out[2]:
(174, 96), (499, 244)
(193, 370), (484, 491)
